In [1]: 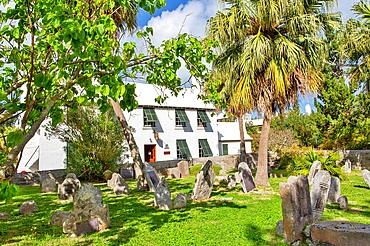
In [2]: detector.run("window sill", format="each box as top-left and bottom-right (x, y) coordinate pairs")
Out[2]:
(175, 126), (185, 130)
(142, 126), (155, 130)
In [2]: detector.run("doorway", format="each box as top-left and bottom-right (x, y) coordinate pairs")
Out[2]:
(144, 144), (156, 162)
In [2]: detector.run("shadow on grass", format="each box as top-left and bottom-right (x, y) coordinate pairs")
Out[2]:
(354, 185), (369, 190)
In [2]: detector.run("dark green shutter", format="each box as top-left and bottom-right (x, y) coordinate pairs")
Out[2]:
(222, 144), (228, 155)
(199, 139), (213, 157)
(176, 140), (192, 158)
(143, 108), (158, 122)
(198, 111), (211, 122)
(176, 109), (190, 122)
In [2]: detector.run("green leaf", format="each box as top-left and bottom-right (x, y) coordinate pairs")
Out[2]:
(7, 130), (24, 148)
(101, 85), (110, 96)
(76, 96), (85, 104)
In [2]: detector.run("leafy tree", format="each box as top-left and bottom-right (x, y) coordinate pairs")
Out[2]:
(46, 106), (126, 181)
(0, 0), (215, 182)
(204, 0), (339, 186)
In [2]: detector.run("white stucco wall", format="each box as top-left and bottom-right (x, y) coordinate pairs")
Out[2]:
(17, 130), (40, 173)
(124, 107), (219, 161)
(38, 126), (66, 171)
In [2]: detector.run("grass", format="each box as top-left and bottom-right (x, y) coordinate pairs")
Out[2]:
(0, 171), (369, 245)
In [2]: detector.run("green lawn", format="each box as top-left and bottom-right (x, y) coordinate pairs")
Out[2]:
(0, 171), (369, 245)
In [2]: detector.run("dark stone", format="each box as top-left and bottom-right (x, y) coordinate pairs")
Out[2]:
(76, 218), (99, 236)
(337, 196), (348, 211)
(19, 200), (37, 215)
(154, 177), (172, 210)
(58, 173), (81, 201)
(40, 172), (56, 193)
(311, 170), (331, 221)
(327, 177), (340, 204)
(50, 210), (71, 226)
(120, 169), (133, 179)
(143, 163), (160, 191)
(279, 175), (313, 243)
(240, 170), (255, 193)
(191, 160), (215, 200)
(173, 193), (187, 209)
(0, 212), (10, 220)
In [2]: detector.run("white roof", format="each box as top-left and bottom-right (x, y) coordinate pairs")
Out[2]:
(133, 82), (215, 110)
(217, 122), (253, 141)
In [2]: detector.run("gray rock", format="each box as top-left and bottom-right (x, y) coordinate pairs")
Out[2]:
(70, 183), (110, 235)
(19, 200), (37, 215)
(191, 160), (215, 201)
(327, 177), (341, 204)
(235, 172), (242, 183)
(177, 160), (190, 177)
(361, 169), (370, 188)
(276, 220), (284, 237)
(308, 160), (321, 185)
(58, 173), (81, 201)
(311, 170), (331, 221)
(337, 196), (348, 211)
(107, 173), (130, 195)
(0, 212), (10, 220)
(154, 177), (172, 210)
(342, 159), (351, 174)
(50, 210), (72, 226)
(238, 162), (255, 193)
(40, 172), (56, 193)
(227, 174), (236, 189)
(143, 163), (160, 191)
(173, 193), (187, 209)
(166, 168), (181, 179)
(137, 175), (149, 191)
(280, 175), (313, 243)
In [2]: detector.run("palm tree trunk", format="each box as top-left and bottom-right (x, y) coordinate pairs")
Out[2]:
(237, 113), (247, 163)
(110, 99), (143, 178)
(255, 111), (272, 186)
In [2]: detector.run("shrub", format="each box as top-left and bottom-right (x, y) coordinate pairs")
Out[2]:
(0, 182), (19, 203)
(286, 149), (346, 180)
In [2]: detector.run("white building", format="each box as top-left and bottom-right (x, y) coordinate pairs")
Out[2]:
(16, 83), (252, 172)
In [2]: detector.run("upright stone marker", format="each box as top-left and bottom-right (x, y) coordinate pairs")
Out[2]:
(40, 172), (56, 193)
(177, 160), (190, 177)
(71, 184), (110, 235)
(279, 175), (313, 243)
(343, 159), (351, 174)
(154, 177), (172, 210)
(311, 170), (331, 221)
(308, 160), (321, 185)
(238, 162), (255, 193)
(143, 163), (160, 191)
(191, 160), (215, 201)
(58, 173), (81, 201)
(361, 169), (370, 188)
(107, 173), (130, 195)
(227, 174), (236, 189)
(327, 177), (341, 204)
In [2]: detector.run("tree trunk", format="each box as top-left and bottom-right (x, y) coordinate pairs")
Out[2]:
(237, 113), (247, 163)
(255, 111), (272, 186)
(110, 99), (143, 178)
(0, 99), (57, 182)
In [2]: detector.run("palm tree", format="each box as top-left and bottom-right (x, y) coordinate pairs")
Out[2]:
(207, 0), (339, 186)
(343, 0), (370, 92)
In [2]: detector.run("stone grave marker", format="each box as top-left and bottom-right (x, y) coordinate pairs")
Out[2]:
(173, 193), (187, 209)
(50, 210), (72, 226)
(20, 200), (37, 215)
(308, 160), (321, 185)
(279, 175), (313, 243)
(143, 163), (160, 191)
(137, 175), (149, 191)
(338, 196), (348, 211)
(58, 173), (81, 201)
(177, 160), (190, 177)
(238, 162), (255, 193)
(166, 168), (181, 178)
(327, 176), (340, 204)
(227, 174), (236, 189)
(67, 183), (110, 236)
(154, 177), (172, 210)
(40, 172), (56, 193)
(361, 169), (370, 188)
(191, 160), (215, 201)
(107, 173), (130, 195)
(343, 159), (351, 174)
(0, 212), (10, 220)
(310, 170), (331, 221)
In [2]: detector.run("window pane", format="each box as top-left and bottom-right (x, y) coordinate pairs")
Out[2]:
(199, 139), (213, 157)
(222, 144), (228, 155)
(198, 110), (211, 123)
(143, 108), (158, 122)
(176, 109), (190, 122)
(176, 140), (192, 158)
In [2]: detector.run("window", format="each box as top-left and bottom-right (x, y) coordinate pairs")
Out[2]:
(175, 109), (189, 127)
(197, 110), (211, 127)
(199, 139), (213, 157)
(222, 144), (228, 155)
(176, 140), (192, 159)
(143, 108), (158, 127)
